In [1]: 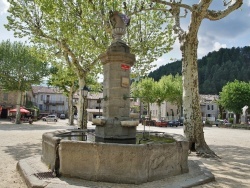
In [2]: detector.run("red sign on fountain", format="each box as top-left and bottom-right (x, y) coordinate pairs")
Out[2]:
(121, 64), (130, 70)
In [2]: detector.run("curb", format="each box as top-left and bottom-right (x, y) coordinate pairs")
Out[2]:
(17, 156), (215, 188)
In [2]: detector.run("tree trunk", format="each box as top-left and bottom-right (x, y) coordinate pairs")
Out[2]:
(78, 77), (86, 129)
(157, 103), (161, 121)
(83, 96), (88, 129)
(15, 91), (22, 124)
(68, 88), (74, 125)
(181, 27), (216, 157)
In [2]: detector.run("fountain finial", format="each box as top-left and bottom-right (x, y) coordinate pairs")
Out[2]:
(109, 11), (130, 42)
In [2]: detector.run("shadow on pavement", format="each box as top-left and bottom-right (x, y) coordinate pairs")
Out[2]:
(0, 120), (77, 131)
(3, 142), (42, 161)
(193, 144), (250, 188)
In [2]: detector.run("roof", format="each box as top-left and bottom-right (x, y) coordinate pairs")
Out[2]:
(88, 93), (103, 100)
(200, 95), (219, 104)
(32, 86), (63, 94)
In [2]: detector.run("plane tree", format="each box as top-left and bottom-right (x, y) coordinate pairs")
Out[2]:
(159, 74), (183, 117)
(131, 77), (157, 120)
(48, 64), (79, 126)
(219, 80), (250, 123)
(151, 0), (243, 157)
(5, 0), (175, 128)
(48, 62), (102, 126)
(0, 40), (49, 124)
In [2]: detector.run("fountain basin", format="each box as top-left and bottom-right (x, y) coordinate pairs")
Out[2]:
(92, 118), (106, 126)
(42, 130), (189, 184)
(120, 120), (139, 127)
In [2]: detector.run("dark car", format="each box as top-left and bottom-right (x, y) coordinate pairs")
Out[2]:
(179, 117), (184, 126)
(143, 119), (156, 126)
(60, 114), (66, 119)
(168, 120), (180, 127)
(155, 120), (168, 127)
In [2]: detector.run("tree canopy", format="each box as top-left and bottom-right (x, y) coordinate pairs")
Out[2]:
(5, 0), (175, 128)
(0, 40), (49, 123)
(0, 40), (49, 91)
(219, 80), (250, 115)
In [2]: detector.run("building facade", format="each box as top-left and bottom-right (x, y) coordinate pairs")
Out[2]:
(200, 95), (219, 122)
(30, 86), (69, 117)
(0, 89), (26, 119)
(149, 95), (220, 122)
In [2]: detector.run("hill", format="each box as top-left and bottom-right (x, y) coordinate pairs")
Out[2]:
(148, 46), (250, 94)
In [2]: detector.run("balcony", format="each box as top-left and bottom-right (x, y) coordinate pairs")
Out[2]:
(43, 100), (64, 105)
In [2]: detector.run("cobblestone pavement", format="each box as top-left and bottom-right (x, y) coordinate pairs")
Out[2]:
(0, 119), (249, 188)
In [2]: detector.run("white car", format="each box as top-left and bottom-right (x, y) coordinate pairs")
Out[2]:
(42, 115), (58, 122)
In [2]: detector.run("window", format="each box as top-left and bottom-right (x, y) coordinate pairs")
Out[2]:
(40, 95), (43, 101)
(207, 105), (210, 110)
(211, 105), (214, 110)
(39, 104), (43, 110)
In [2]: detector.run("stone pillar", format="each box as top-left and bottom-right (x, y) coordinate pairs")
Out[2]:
(96, 41), (137, 141)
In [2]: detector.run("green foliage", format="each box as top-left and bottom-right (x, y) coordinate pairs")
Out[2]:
(205, 119), (210, 125)
(5, 0), (175, 78)
(229, 118), (234, 124)
(48, 63), (79, 96)
(159, 74), (182, 108)
(219, 80), (250, 114)
(0, 40), (49, 91)
(148, 46), (250, 94)
(131, 77), (156, 104)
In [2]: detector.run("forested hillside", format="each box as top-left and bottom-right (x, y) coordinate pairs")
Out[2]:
(148, 46), (250, 94)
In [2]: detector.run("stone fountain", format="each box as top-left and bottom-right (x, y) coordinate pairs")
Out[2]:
(40, 11), (189, 184)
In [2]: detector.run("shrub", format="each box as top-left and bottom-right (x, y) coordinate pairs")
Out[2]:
(229, 118), (234, 124)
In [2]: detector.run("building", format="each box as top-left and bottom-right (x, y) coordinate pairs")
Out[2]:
(150, 101), (179, 120)
(149, 95), (220, 122)
(29, 86), (69, 117)
(0, 89), (26, 119)
(86, 93), (103, 121)
(200, 94), (219, 122)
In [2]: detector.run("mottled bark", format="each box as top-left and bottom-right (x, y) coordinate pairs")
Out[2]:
(181, 6), (216, 157)
(15, 91), (22, 124)
(157, 103), (161, 121)
(77, 76), (86, 129)
(68, 89), (74, 126)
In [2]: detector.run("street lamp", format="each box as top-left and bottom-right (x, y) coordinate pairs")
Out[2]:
(97, 98), (102, 118)
(81, 86), (89, 98)
(81, 86), (89, 129)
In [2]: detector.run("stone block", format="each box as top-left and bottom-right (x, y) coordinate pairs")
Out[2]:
(55, 133), (189, 184)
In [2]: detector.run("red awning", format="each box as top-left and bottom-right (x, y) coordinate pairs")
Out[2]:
(9, 107), (30, 114)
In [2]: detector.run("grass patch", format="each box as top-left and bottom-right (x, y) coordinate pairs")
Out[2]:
(136, 133), (175, 144)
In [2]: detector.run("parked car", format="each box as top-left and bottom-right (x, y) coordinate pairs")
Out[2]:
(143, 119), (156, 126)
(168, 120), (180, 127)
(42, 114), (58, 122)
(214, 119), (231, 126)
(60, 114), (66, 119)
(214, 119), (224, 126)
(179, 117), (184, 126)
(155, 120), (168, 127)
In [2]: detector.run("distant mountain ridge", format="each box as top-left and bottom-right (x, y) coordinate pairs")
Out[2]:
(148, 46), (250, 94)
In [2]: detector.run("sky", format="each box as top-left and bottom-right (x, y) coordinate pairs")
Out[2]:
(1, 0), (250, 71)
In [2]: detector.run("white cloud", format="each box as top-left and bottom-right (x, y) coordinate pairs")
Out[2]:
(0, 0), (9, 15)
(213, 42), (227, 51)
